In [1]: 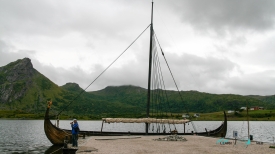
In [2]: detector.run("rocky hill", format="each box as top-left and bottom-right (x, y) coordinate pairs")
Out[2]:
(0, 58), (63, 111)
(0, 58), (34, 103)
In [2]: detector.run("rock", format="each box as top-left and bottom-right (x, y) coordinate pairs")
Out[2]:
(153, 135), (187, 142)
(0, 58), (35, 103)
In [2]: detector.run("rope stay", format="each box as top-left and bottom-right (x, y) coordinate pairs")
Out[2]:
(150, 31), (168, 119)
(149, 30), (174, 133)
(57, 24), (151, 116)
(153, 31), (197, 133)
(148, 30), (187, 133)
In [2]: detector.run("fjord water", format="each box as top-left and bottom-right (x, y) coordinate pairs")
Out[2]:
(0, 120), (52, 153)
(0, 120), (274, 153)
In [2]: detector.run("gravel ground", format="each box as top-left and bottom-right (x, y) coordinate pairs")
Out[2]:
(76, 135), (275, 154)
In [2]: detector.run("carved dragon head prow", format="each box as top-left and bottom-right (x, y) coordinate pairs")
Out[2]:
(47, 100), (52, 108)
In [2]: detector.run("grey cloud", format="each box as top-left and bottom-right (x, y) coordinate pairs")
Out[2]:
(239, 36), (275, 69)
(172, 53), (275, 95)
(226, 70), (275, 95)
(252, 38), (275, 67)
(170, 0), (275, 34)
(1, 38), (274, 96)
(33, 57), (148, 92)
(1, 0), (274, 96)
(0, 1), (63, 37)
(162, 53), (238, 91)
(32, 60), (92, 88)
(0, 40), (36, 67)
(227, 35), (247, 47)
(0, 0), (149, 40)
(88, 49), (273, 96)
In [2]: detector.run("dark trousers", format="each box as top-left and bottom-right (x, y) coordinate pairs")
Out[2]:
(72, 134), (78, 147)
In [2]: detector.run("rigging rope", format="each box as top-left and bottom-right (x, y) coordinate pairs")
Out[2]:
(57, 24), (151, 116)
(154, 32), (185, 112)
(154, 31), (198, 133)
(155, 54), (164, 117)
(149, 31), (169, 133)
(155, 51), (173, 116)
(150, 33), (167, 119)
(149, 31), (186, 133)
(150, 33), (172, 117)
(155, 50), (172, 116)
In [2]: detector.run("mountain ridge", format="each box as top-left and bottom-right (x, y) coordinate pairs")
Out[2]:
(0, 58), (274, 118)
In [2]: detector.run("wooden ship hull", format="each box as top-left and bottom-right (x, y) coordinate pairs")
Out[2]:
(97, 111), (227, 137)
(44, 101), (227, 145)
(44, 101), (72, 145)
(195, 111), (227, 137)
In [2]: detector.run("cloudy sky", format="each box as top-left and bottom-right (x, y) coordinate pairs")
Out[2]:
(0, 0), (275, 96)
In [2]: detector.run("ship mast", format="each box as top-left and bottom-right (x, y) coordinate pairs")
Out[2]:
(146, 1), (154, 134)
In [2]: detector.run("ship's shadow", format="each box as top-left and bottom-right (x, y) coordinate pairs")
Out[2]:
(44, 145), (63, 154)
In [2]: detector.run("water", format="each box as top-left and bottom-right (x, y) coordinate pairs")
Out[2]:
(0, 120), (52, 154)
(0, 120), (274, 153)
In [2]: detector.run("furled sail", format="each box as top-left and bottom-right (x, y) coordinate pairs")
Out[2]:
(102, 118), (190, 124)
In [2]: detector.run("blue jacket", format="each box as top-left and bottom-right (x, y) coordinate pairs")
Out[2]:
(71, 123), (79, 135)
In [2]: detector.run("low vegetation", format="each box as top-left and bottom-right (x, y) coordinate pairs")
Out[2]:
(1, 109), (275, 121)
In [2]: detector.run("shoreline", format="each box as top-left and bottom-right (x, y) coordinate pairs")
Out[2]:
(0, 118), (274, 121)
(76, 135), (275, 154)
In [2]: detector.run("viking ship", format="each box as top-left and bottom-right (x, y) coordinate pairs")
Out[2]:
(44, 1), (227, 145)
(44, 101), (227, 145)
(45, 108), (227, 145)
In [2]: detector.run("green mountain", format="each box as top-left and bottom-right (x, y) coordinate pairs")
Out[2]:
(61, 82), (83, 93)
(0, 58), (274, 119)
(91, 87), (275, 114)
(247, 95), (275, 105)
(0, 58), (64, 112)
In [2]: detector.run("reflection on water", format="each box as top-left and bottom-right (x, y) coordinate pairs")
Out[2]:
(0, 120), (274, 153)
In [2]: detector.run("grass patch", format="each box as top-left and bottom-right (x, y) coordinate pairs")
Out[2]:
(1, 110), (275, 121)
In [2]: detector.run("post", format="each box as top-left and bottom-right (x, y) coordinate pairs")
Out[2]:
(247, 106), (250, 138)
(233, 131), (238, 145)
(184, 123), (186, 134)
(101, 120), (104, 133)
(57, 116), (59, 128)
(64, 136), (68, 148)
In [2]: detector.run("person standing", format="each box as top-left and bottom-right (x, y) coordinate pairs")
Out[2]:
(70, 119), (79, 147)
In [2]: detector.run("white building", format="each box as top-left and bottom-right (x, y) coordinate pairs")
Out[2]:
(240, 107), (247, 110)
(227, 110), (234, 113)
